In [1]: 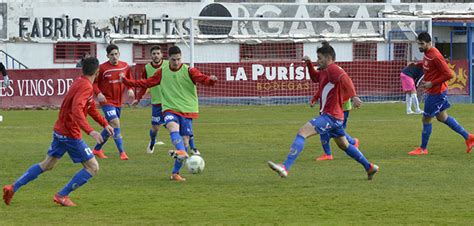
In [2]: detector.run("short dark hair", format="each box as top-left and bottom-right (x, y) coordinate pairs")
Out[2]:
(106, 44), (119, 54)
(317, 41), (336, 60)
(82, 57), (100, 76)
(168, 46), (181, 56)
(417, 32), (431, 43)
(150, 45), (161, 53)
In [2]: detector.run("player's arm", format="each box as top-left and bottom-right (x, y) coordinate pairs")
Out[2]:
(430, 56), (454, 86)
(339, 74), (361, 108)
(71, 86), (101, 135)
(134, 69), (148, 101)
(188, 68), (217, 86)
(93, 66), (103, 95)
(302, 56), (320, 83)
(87, 98), (109, 128)
(121, 69), (162, 88)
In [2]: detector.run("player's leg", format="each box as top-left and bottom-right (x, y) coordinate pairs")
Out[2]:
(436, 110), (474, 153)
(333, 135), (378, 180)
(55, 140), (97, 206)
(268, 115), (322, 177)
(342, 111), (357, 146)
(411, 91), (422, 114)
(409, 93), (440, 155)
(109, 107), (128, 160)
(93, 105), (118, 158)
(164, 113), (188, 181)
(316, 133), (333, 161)
(147, 105), (164, 154)
(186, 121), (200, 155)
(3, 133), (64, 205)
(401, 73), (414, 114)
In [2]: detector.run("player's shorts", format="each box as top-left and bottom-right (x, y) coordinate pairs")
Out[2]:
(423, 91), (450, 117)
(400, 72), (416, 92)
(47, 132), (94, 163)
(102, 105), (122, 121)
(151, 105), (165, 126)
(310, 113), (346, 138)
(163, 112), (194, 136)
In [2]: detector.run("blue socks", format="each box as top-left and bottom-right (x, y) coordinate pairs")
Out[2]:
(320, 133), (332, 155)
(93, 129), (111, 150)
(13, 164), (44, 192)
(443, 116), (469, 139)
(58, 168), (93, 196)
(189, 136), (196, 150)
(344, 144), (371, 170)
(113, 128), (124, 153)
(345, 132), (355, 145)
(283, 134), (305, 170)
(421, 123), (432, 149)
(149, 129), (157, 147)
(170, 131), (186, 174)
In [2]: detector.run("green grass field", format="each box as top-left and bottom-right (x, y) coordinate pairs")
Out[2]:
(1, 103), (474, 224)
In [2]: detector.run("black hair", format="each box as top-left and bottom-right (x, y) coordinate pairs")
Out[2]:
(82, 57), (100, 76)
(106, 44), (119, 54)
(317, 41), (336, 60)
(168, 46), (181, 56)
(417, 32), (431, 43)
(150, 45), (161, 53)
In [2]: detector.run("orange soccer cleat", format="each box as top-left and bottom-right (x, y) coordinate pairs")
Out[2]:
(2, 184), (15, 206)
(367, 163), (379, 180)
(120, 152), (129, 160)
(465, 134), (474, 153)
(408, 147), (428, 156)
(53, 193), (77, 207)
(170, 173), (186, 182)
(316, 154), (334, 161)
(93, 149), (108, 159)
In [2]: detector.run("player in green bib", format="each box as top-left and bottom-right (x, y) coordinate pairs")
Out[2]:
(310, 94), (359, 161)
(121, 46), (217, 181)
(133, 46), (169, 154)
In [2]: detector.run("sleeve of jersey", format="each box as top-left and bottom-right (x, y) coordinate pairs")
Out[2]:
(93, 68), (102, 95)
(122, 70), (162, 88)
(430, 57), (454, 86)
(306, 62), (320, 83)
(189, 68), (216, 86)
(71, 86), (96, 135)
(87, 99), (108, 128)
(125, 66), (133, 90)
(339, 75), (357, 101)
(135, 69), (148, 100)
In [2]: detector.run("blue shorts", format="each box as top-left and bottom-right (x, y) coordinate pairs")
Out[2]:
(151, 105), (165, 126)
(163, 112), (194, 136)
(102, 105), (122, 121)
(47, 132), (94, 163)
(423, 91), (450, 117)
(310, 114), (346, 138)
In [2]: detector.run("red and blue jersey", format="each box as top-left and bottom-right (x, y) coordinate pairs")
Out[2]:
(418, 47), (453, 94)
(93, 61), (133, 107)
(306, 62), (357, 121)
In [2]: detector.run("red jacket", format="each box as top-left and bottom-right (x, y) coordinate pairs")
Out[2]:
(54, 76), (108, 139)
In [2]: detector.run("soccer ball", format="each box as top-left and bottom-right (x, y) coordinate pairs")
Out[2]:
(186, 155), (205, 174)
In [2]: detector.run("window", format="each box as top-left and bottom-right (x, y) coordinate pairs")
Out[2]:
(53, 42), (96, 64)
(353, 42), (377, 61)
(133, 43), (172, 63)
(240, 43), (303, 62)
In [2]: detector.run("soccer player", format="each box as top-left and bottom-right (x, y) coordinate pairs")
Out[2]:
(311, 96), (359, 161)
(0, 62), (11, 87)
(400, 63), (423, 114)
(409, 32), (474, 155)
(2, 57), (114, 206)
(121, 46), (217, 181)
(92, 44), (134, 160)
(267, 41), (379, 180)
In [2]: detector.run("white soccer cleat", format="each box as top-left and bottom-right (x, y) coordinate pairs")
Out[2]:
(156, 141), (165, 145)
(168, 150), (189, 162)
(414, 109), (424, 114)
(190, 148), (201, 155)
(406, 110), (415, 115)
(146, 141), (155, 154)
(267, 161), (288, 178)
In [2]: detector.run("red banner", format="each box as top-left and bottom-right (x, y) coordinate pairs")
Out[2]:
(447, 59), (469, 95)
